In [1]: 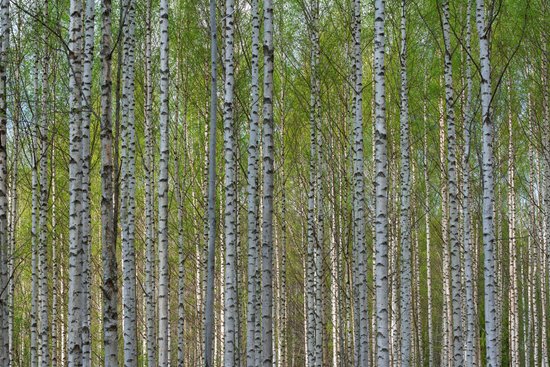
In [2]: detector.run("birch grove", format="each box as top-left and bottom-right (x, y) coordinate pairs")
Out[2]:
(0, 0), (547, 366)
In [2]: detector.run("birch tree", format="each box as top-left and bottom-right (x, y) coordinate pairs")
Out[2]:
(157, 0), (170, 363)
(261, 0), (275, 364)
(374, 0), (389, 365)
(67, 0), (84, 364)
(351, 0), (369, 364)
(144, 0), (156, 363)
(246, 0), (261, 364)
(398, 0), (412, 364)
(441, 0), (463, 363)
(38, 2), (50, 364)
(476, 0), (499, 363)
(0, 0), (8, 362)
(507, 79), (519, 366)
(100, 0), (118, 363)
(120, 0), (138, 364)
(204, 0), (218, 364)
(222, 0), (238, 364)
(462, 1), (476, 365)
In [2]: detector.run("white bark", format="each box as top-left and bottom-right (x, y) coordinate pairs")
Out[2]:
(144, 0), (156, 364)
(507, 80), (519, 366)
(351, 0), (368, 365)
(100, 0), (118, 363)
(261, 0), (274, 364)
(204, 0), (218, 363)
(398, 0), (411, 364)
(0, 0), (8, 362)
(462, 1), (476, 364)
(157, 0), (170, 363)
(38, 2), (50, 364)
(120, 0), (138, 364)
(423, 77), (434, 367)
(476, 0), (499, 364)
(223, 0), (238, 364)
(175, 94), (185, 367)
(439, 92), (451, 367)
(441, 1), (463, 363)
(246, 0), (261, 363)
(7, 36), (16, 367)
(67, 0), (84, 363)
(374, 0), (389, 365)
(50, 146), (58, 367)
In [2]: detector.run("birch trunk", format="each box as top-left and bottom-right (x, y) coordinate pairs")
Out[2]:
(100, 0), (118, 363)
(222, 0), (238, 363)
(398, 1), (412, 364)
(144, 0), (156, 363)
(351, 0), (368, 364)
(51, 146), (58, 367)
(175, 95), (185, 367)
(476, 0), (499, 364)
(120, 0), (138, 364)
(32, 121), (39, 367)
(246, 0), (261, 367)
(438, 92), (452, 367)
(204, 0), (218, 363)
(246, 0), (261, 363)
(374, 0), (389, 365)
(261, 0), (274, 364)
(507, 79), (519, 366)
(0, 0), (8, 362)
(157, 0), (170, 363)
(67, 0), (84, 363)
(7, 26), (16, 367)
(423, 77), (434, 367)
(441, 1), (463, 363)
(80, 0), (94, 363)
(38, 2), (50, 364)
(462, 1), (476, 364)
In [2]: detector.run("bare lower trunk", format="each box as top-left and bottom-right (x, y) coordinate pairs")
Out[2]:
(476, 1), (499, 364)
(157, 0), (170, 363)
(374, 0), (389, 365)
(398, 1), (412, 364)
(120, 0), (138, 364)
(261, 0), (274, 364)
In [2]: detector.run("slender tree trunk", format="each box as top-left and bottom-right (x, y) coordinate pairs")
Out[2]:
(374, 0), (389, 365)
(246, 0), (261, 363)
(423, 76), (434, 367)
(204, 0), (218, 363)
(351, 0), (368, 364)
(67, 0), (84, 363)
(0, 0), (8, 363)
(441, 1), (463, 364)
(507, 79), (519, 366)
(175, 89), (185, 367)
(79, 0), (94, 363)
(476, 1), (499, 364)
(542, 24), (550, 367)
(462, 1), (476, 364)
(50, 145), (58, 367)
(222, 0), (238, 364)
(100, 0), (118, 363)
(261, 0), (274, 364)
(438, 91), (452, 367)
(157, 0), (170, 363)
(38, 2), (50, 364)
(7, 29), (17, 367)
(398, 0), (412, 364)
(144, 0), (156, 364)
(120, 0), (138, 363)
(280, 119), (288, 367)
